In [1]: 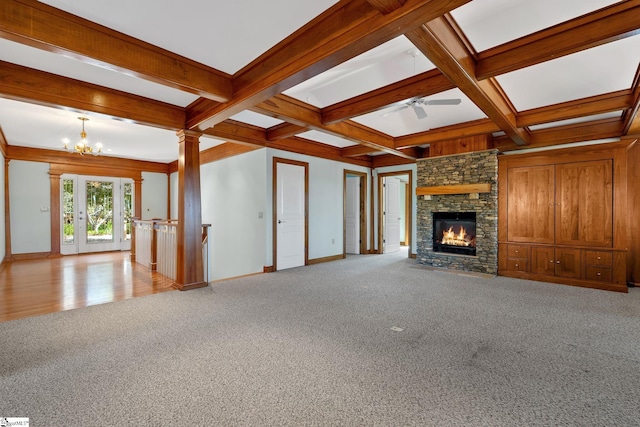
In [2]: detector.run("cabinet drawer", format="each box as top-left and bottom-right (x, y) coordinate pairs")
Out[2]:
(584, 251), (612, 266)
(507, 259), (528, 272)
(585, 266), (612, 283)
(507, 245), (528, 258)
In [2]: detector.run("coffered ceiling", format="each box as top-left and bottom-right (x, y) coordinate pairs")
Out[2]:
(0, 0), (638, 165)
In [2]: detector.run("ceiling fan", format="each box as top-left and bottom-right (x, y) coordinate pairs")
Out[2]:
(383, 97), (462, 120)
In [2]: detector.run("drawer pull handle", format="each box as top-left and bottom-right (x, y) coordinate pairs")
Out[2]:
(556, 261), (560, 264)
(597, 272), (601, 276)
(515, 250), (518, 253)
(597, 256), (601, 260)
(515, 264), (519, 267)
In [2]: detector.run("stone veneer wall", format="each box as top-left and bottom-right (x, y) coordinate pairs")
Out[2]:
(416, 149), (498, 274)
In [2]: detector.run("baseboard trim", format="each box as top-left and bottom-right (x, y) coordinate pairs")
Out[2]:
(308, 254), (344, 265)
(211, 271), (264, 283)
(174, 281), (208, 291)
(263, 265), (275, 273)
(9, 252), (54, 261)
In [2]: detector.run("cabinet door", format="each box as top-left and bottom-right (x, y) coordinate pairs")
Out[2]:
(556, 160), (613, 247)
(555, 248), (581, 278)
(507, 165), (555, 243)
(531, 246), (555, 275)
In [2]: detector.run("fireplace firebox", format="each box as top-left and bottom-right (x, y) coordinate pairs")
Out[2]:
(433, 212), (477, 256)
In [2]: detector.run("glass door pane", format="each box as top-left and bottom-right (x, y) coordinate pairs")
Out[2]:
(63, 179), (75, 244)
(123, 182), (133, 242)
(85, 180), (114, 244)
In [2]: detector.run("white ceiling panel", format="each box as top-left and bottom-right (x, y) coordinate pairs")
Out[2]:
(39, 0), (340, 75)
(298, 131), (358, 148)
(451, 0), (620, 52)
(352, 88), (487, 137)
(0, 97), (199, 163)
(0, 39), (197, 107)
(285, 36), (435, 107)
(229, 111), (284, 128)
(497, 35), (640, 111)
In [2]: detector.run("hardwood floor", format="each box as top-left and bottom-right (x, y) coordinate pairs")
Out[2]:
(0, 252), (177, 322)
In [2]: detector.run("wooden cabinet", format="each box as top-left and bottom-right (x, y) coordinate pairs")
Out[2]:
(584, 250), (613, 283)
(530, 246), (581, 279)
(498, 142), (629, 292)
(506, 244), (528, 272)
(555, 160), (613, 247)
(507, 166), (555, 244)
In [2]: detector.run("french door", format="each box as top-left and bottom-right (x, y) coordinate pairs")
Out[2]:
(61, 175), (134, 255)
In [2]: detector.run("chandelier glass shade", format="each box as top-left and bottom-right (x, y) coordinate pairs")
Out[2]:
(63, 117), (103, 155)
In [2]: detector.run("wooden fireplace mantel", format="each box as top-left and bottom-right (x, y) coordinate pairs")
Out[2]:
(416, 183), (491, 196)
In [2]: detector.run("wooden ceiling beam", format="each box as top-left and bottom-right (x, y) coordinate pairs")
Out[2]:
(322, 69), (455, 124)
(493, 117), (625, 151)
(395, 118), (500, 148)
(253, 94), (415, 159)
(203, 120), (267, 148)
(517, 90), (633, 128)
(475, 1), (640, 80)
(341, 144), (380, 157)
(7, 145), (169, 173)
(623, 64), (640, 135)
(366, 0), (406, 14)
(372, 153), (416, 168)
(406, 17), (529, 146)
(266, 123), (308, 140)
(203, 119), (373, 167)
(186, 0), (472, 130)
(0, 0), (232, 102)
(199, 143), (262, 166)
(0, 61), (186, 130)
(269, 136), (372, 168)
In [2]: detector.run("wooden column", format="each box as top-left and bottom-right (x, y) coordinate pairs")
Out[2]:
(49, 169), (61, 257)
(4, 158), (12, 260)
(175, 130), (206, 290)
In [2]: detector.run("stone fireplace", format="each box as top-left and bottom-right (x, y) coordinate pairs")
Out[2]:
(416, 150), (498, 275)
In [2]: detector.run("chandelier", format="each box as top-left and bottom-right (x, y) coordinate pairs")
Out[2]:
(62, 117), (103, 155)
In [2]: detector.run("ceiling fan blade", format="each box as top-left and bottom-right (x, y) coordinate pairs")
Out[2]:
(413, 104), (428, 120)
(423, 98), (461, 106)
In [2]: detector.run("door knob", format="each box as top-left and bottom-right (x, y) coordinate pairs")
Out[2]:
(278, 220), (285, 224)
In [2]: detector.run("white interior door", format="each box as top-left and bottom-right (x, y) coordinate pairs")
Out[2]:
(276, 163), (306, 270)
(345, 176), (360, 254)
(61, 175), (134, 254)
(383, 176), (400, 253)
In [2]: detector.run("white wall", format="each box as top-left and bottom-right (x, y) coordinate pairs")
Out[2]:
(0, 151), (5, 262)
(141, 172), (168, 220)
(9, 160), (51, 254)
(169, 171), (178, 220)
(266, 149), (371, 265)
(373, 164), (418, 255)
(200, 149), (267, 281)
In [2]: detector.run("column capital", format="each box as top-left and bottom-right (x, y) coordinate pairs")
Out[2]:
(176, 129), (202, 142)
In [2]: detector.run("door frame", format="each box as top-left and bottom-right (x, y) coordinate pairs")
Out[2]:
(272, 157), (309, 271)
(343, 170), (367, 256)
(377, 170), (412, 257)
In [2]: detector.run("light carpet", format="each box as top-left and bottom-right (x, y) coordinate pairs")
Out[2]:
(1, 251), (639, 426)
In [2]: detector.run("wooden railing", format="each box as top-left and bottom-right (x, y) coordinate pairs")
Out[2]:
(131, 219), (210, 283)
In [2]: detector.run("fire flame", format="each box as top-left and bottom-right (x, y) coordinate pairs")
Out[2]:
(442, 226), (472, 247)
